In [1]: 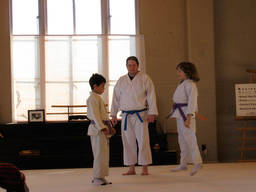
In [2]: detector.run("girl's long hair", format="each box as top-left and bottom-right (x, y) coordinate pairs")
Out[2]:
(176, 62), (200, 82)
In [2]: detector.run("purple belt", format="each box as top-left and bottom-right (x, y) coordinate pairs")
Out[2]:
(90, 120), (113, 135)
(166, 103), (188, 121)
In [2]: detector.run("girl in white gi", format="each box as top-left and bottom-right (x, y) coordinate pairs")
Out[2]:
(168, 62), (202, 176)
(87, 74), (116, 185)
(111, 56), (158, 176)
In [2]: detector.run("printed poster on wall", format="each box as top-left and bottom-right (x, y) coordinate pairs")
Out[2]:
(235, 83), (256, 117)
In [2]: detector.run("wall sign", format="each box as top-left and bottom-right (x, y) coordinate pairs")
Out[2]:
(235, 83), (256, 118)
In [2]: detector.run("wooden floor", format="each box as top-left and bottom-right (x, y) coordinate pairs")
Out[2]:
(1, 162), (256, 192)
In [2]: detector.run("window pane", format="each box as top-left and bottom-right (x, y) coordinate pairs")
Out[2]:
(45, 36), (70, 81)
(12, 36), (39, 80)
(75, 0), (101, 34)
(47, 0), (73, 34)
(12, 0), (39, 34)
(14, 82), (40, 121)
(46, 83), (70, 120)
(73, 83), (90, 105)
(12, 36), (40, 121)
(108, 36), (133, 80)
(72, 36), (100, 81)
(109, 0), (136, 34)
(108, 82), (115, 112)
(108, 82), (121, 117)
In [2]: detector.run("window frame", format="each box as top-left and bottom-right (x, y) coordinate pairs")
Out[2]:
(10, 0), (140, 121)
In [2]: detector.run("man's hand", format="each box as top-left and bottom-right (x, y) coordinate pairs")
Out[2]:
(111, 128), (117, 135)
(147, 115), (156, 123)
(111, 116), (118, 125)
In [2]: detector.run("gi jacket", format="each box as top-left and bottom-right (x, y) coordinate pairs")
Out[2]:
(171, 79), (198, 119)
(87, 92), (109, 136)
(110, 72), (158, 116)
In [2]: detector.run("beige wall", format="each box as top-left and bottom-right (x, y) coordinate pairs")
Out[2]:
(215, 0), (256, 161)
(186, 0), (217, 162)
(0, 0), (12, 123)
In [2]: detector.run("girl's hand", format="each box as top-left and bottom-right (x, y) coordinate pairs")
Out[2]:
(185, 114), (192, 128)
(185, 119), (190, 128)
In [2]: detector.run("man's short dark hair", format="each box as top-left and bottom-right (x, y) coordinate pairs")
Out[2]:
(126, 56), (139, 65)
(89, 73), (106, 90)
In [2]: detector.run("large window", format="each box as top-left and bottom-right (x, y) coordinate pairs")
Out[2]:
(11, 0), (145, 121)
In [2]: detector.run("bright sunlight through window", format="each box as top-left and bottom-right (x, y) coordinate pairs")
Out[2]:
(11, 0), (145, 121)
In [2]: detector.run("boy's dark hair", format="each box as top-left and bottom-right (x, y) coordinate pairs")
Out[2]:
(89, 73), (106, 90)
(126, 56), (139, 65)
(176, 62), (200, 82)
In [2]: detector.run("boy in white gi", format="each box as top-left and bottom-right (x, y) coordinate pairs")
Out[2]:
(111, 56), (158, 176)
(87, 73), (116, 185)
(167, 62), (202, 176)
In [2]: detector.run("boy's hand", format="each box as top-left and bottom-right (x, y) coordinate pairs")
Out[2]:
(111, 116), (118, 125)
(102, 128), (109, 135)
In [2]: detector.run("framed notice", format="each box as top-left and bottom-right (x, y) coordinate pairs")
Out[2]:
(235, 83), (256, 119)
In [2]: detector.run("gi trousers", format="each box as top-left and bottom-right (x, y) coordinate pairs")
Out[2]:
(90, 132), (109, 178)
(176, 118), (202, 166)
(121, 111), (152, 166)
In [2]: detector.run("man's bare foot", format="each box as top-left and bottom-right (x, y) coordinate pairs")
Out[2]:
(122, 171), (136, 176)
(141, 172), (149, 176)
(141, 165), (149, 176)
(122, 165), (136, 176)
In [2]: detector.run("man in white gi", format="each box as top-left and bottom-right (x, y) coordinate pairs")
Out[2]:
(111, 56), (158, 176)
